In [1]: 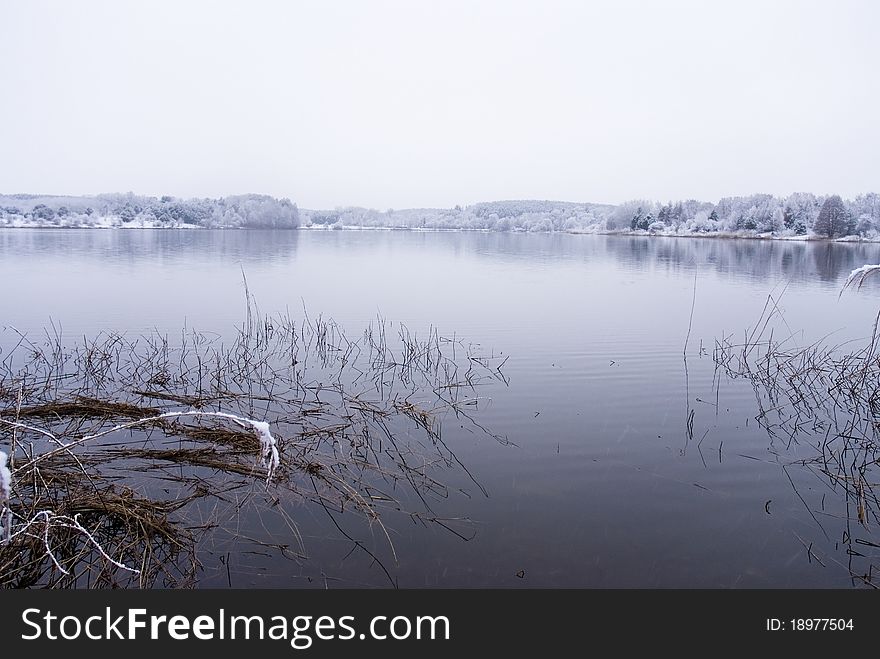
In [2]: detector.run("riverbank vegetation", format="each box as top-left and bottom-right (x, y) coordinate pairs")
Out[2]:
(0, 300), (509, 587)
(714, 273), (880, 587)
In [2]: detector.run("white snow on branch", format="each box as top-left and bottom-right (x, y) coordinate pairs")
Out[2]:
(0, 450), (10, 501)
(0, 449), (10, 541)
(4, 409), (281, 484)
(0, 410), (279, 569)
(170, 412), (280, 482)
(842, 264), (880, 295)
(249, 419), (280, 482)
(847, 264), (880, 280)
(7, 510), (141, 574)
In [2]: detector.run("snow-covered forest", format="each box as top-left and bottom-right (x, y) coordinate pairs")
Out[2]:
(302, 193), (880, 239)
(2, 192), (879, 239)
(0, 193), (300, 229)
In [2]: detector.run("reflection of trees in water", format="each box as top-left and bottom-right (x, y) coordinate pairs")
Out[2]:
(0, 228), (301, 265)
(812, 243), (842, 282)
(384, 232), (880, 288)
(6, 229), (880, 289)
(605, 237), (880, 285)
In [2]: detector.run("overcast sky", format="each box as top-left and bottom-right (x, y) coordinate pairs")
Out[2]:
(1, 1), (877, 209)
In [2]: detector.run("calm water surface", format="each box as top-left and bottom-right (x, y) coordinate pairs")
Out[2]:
(4, 229), (880, 587)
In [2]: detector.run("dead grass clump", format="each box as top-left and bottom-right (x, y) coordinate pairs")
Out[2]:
(0, 480), (198, 588)
(0, 300), (509, 588)
(10, 397), (160, 421)
(715, 292), (880, 587)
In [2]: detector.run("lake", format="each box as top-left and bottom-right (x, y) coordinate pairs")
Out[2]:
(3, 229), (880, 588)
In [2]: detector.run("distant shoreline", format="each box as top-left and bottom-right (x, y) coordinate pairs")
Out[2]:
(3, 192), (878, 239)
(2, 222), (877, 243)
(0, 192), (880, 242)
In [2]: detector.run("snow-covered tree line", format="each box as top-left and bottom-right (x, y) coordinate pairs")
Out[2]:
(2, 192), (879, 238)
(302, 200), (614, 232)
(301, 193), (880, 238)
(0, 193), (299, 228)
(603, 193), (880, 238)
